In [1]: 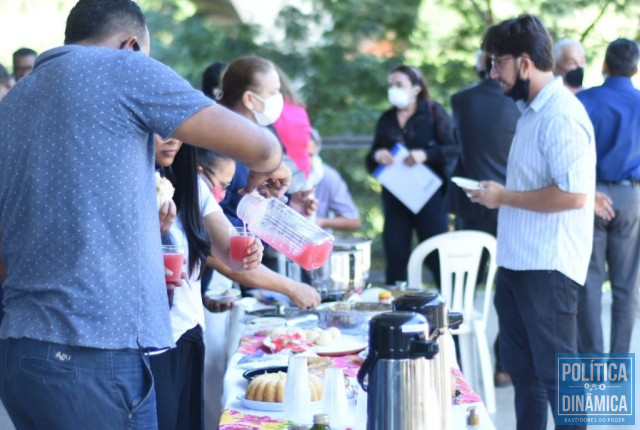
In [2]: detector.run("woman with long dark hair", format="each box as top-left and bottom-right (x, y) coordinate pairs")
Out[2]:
(150, 135), (263, 430)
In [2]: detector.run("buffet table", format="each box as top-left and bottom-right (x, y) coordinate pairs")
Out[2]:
(218, 328), (496, 429)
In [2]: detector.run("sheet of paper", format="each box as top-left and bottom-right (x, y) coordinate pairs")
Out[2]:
(373, 143), (442, 214)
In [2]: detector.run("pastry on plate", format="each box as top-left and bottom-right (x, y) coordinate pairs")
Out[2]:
(245, 372), (323, 402)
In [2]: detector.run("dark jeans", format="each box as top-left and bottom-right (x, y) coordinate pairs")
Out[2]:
(578, 182), (640, 353)
(0, 337), (157, 430)
(495, 269), (585, 430)
(149, 325), (204, 430)
(382, 187), (448, 284)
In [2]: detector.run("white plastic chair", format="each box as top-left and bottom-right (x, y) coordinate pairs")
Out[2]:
(407, 230), (497, 414)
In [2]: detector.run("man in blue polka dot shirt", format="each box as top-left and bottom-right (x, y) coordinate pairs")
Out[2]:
(0, 1), (291, 428)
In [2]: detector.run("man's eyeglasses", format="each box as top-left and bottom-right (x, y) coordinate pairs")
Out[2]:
(491, 55), (515, 70)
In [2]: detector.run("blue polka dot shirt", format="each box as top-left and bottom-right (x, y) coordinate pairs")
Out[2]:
(0, 45), (212, 350)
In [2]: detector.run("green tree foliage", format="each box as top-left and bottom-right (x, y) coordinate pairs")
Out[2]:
(413, 0), (640, 101)
(139, 0), (640, 276)
(140, 0), (423, 274)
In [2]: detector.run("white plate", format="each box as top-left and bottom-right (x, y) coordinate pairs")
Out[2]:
(204, 288), (240, 301)
(358, 348), (369, 359)
(236, 394), (321, 412)
(451, 176), (484, 190)
(314, 334), (368, 357)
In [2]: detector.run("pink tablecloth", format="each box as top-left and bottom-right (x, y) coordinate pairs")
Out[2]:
(235, 334), (267, 355)
(235, 334), (364, 378)
(218, 410), (294, 430)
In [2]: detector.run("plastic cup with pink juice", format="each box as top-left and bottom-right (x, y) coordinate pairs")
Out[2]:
(162, 244), (185, 283)
(229, 226), (255, 269)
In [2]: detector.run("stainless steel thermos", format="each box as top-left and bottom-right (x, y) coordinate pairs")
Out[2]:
(357, 312), (440, 430)
(393, 291), (464, 430)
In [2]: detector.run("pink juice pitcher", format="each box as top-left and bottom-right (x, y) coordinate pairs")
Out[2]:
(236, 192), (334, 270)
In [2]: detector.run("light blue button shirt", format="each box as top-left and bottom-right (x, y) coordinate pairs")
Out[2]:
(497, 77), (596, 285)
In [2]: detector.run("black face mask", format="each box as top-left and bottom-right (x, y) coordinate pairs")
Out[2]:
(564, 66), (584, 88)
(506, 62), (530, 102)
(506, 76), (530, 102)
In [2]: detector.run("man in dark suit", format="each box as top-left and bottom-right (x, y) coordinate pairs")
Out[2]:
(449, 51), (521, 235)
(448, 50), (521, 387)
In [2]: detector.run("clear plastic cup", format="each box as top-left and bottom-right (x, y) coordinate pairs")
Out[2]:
(228, 226), (255, 269)
(162, 244), (185, 283)
(352, 383), (368, 430)
(283, 355), (312, 425)
(320, 367), (349, 428)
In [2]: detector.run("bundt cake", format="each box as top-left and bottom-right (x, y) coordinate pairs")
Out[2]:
(245, 371), (323, 402)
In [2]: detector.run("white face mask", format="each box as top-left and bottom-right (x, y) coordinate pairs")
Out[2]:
(308, 155), (325, 187)
(250, 92), (284, 126)
(387, 86), (414, 109)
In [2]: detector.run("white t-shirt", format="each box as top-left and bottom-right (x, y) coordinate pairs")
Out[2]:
(167, 177), (220, 342)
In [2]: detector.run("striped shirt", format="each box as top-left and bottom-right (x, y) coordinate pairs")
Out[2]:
(497, 77), (596, 285)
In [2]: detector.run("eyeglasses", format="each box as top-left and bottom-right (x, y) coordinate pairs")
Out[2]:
(201, 167), (231, 190)
(249, 91), (266, 103)
(249, 91), (282, 103)
(491, 55), (515, 71)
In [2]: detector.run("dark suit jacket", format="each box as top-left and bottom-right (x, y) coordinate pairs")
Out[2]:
(447, 78), (521, 235)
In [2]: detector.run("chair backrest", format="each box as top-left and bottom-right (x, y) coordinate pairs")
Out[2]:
(407, 230), (497, 325)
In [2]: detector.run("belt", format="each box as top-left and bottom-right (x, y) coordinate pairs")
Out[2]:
(597, 179), (640, 186)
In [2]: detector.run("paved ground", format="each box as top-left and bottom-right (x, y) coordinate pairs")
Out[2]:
(488, 290), (640, 430)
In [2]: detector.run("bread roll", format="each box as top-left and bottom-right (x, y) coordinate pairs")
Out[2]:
(155, 173), (174, 209)
(315, 330), (333, 346)
(306, 356), (333, 377)
(327, 327), (342, 340)
(305, 329), (320, 343)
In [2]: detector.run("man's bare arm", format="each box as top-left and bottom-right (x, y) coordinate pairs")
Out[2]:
(469, 181), (586, 212)
(172, 104), (282, 173)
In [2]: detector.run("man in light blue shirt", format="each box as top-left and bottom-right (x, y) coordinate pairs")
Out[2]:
(468, 15), (595, 430)
(0, 1), (290, 428)
(576, 39), (640, 355)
